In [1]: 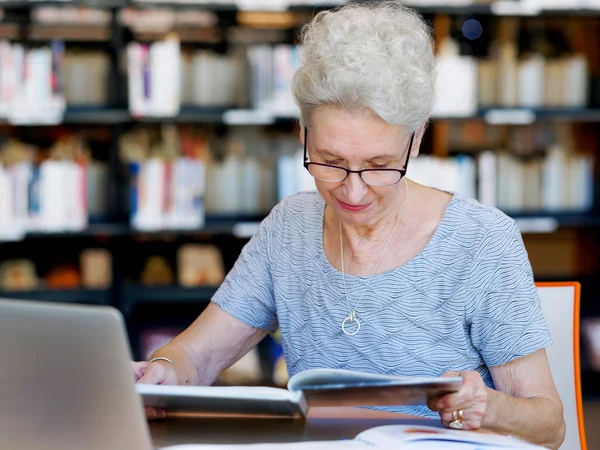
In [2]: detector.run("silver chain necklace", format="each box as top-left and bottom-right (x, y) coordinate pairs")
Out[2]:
(340, 178), (409, 336)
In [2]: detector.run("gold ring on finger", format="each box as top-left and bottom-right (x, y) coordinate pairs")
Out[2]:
(449, 409), (464, 430)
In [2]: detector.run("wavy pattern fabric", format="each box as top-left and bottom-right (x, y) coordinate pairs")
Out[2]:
(212, 191), (552, 417)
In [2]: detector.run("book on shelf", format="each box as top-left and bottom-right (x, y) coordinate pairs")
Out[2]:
(128, 40), (301, 116)
(63, 51), (109, 106)
(477, 42), (589, 110)
(181, 50), (246, 108)
(408, 147), (594, 214)
(433, 38), (478, 118)
(128, 157), (205, 231)
(0, 40), (66, 125)
(136, 367), (462, 419)
(128, 37), (181, 118)
(126, 34), (592, 118)
(0, 136), (104, 240)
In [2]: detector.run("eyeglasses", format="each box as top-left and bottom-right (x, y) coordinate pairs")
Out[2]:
(303, 127), (414, 187)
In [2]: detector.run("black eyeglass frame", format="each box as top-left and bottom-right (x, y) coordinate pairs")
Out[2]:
(302, 127), (414, 186)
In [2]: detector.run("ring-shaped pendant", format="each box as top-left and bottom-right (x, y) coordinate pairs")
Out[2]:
(342, 316), (360, 336)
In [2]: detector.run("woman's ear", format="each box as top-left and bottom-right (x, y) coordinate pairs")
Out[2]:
(410, 123), (428, 158)
(299, 124), (306, 147)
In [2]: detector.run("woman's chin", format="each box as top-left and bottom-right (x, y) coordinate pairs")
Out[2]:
(335, 208), (378, 227)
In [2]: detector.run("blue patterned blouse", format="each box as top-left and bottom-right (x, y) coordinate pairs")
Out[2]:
(212, 191), (552, 417)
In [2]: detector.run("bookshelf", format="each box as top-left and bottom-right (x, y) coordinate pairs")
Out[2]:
(1, 1), (593, 17)
(1, 105), (596, 125)
(9, 210), (600, 241)
(0, 0), (599, 389)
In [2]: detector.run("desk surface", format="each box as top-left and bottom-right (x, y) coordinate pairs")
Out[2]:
(150, 407), (439, 448)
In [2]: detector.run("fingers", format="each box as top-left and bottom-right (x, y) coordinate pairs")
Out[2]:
(145, 406), (167, 421)
(440, 409), (459, 428)
(132, 360), (172, 421)
(132, 361), (149, 381)
(435, 371), (480, 411)
(440, 371), (461, 379)
(427, 371), (462, 410)
(440, 408), (484, 430)
(137, 361), (173, 385)
(429, 371), (488, 431)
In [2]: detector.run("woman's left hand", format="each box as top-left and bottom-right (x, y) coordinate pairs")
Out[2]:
(427, 371), (490, 431)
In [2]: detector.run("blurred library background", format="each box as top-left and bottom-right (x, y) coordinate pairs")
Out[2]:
(0, 0), (599, 442)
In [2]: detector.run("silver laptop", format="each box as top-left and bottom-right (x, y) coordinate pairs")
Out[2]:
(0, 298), (153, 450)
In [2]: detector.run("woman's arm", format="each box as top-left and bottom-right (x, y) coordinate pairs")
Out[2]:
(431, 349), (565, 449)
(135, 303), (268, 386)
(135, 199), (288, 388)
(484, 348), (565, 449)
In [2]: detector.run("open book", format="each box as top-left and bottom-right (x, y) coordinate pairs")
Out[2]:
(136, 368), (462, 418)
(161, 424), (544, 449)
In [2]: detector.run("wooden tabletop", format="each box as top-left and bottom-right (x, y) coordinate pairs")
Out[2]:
(150, 407), (439, 448)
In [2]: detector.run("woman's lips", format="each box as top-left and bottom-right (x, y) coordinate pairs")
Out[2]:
(337, 199), (371, 212)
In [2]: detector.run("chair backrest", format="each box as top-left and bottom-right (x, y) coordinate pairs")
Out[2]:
(536, 282), (587, 450)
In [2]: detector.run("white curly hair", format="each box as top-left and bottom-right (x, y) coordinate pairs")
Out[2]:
(291, 0), (436, 132)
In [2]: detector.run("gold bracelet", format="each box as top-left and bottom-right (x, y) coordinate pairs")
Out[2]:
(148, 357), (173, 365)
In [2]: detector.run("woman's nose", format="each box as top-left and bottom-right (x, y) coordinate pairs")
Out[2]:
(341, 172), (369, 204)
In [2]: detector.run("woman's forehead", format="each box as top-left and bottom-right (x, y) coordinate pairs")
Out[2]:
(309, 123), (409, 154)
(309, 107), (410, 141)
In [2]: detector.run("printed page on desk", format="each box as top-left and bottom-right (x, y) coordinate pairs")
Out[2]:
(162, 442), (364, 450)
(287, 368), (462, 407)
(161, 425), (545, 450)
(355, 425), (545, 449)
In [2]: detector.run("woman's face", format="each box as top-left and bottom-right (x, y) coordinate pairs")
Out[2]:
(302, 106), (417, 228)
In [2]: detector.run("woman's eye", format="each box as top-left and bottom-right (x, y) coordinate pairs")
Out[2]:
(371, 163), (390, 169)
(324, 160), (342, 166)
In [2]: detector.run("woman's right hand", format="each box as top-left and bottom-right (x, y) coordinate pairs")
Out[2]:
(132, 360), (178, 420)
(133, 360), (179, 385)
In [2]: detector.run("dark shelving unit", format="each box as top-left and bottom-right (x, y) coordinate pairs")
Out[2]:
(479, 107), (600, 124)
(1, 1), (599, 19)
(6, 210), (599, 242)
(63, 107), (131, 125)
(120, 284), (217, 315)
(17, 214), (265, 240)
(0, 288), (112, 305)
(0, 106), (595, 126)
(0, 0), (126, 7)
(136, 106), (230, 124)
(127, 1), (237, 11)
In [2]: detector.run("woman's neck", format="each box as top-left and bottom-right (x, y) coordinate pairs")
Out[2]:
(337, 189), (409, 267)
(340, 209), (400, 248)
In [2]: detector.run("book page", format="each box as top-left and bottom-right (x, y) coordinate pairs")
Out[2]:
(357, 425), (544, 449)
(286, 369), (461, 408)
(162, 441), (367, 450)
(288, 368), (461, 390)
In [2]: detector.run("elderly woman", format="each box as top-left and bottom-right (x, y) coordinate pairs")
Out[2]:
(134, 2), (565, 448)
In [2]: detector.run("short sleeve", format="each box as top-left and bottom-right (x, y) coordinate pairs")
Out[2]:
(467, 218), (552, 368)
(210, 198), (287, 332)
